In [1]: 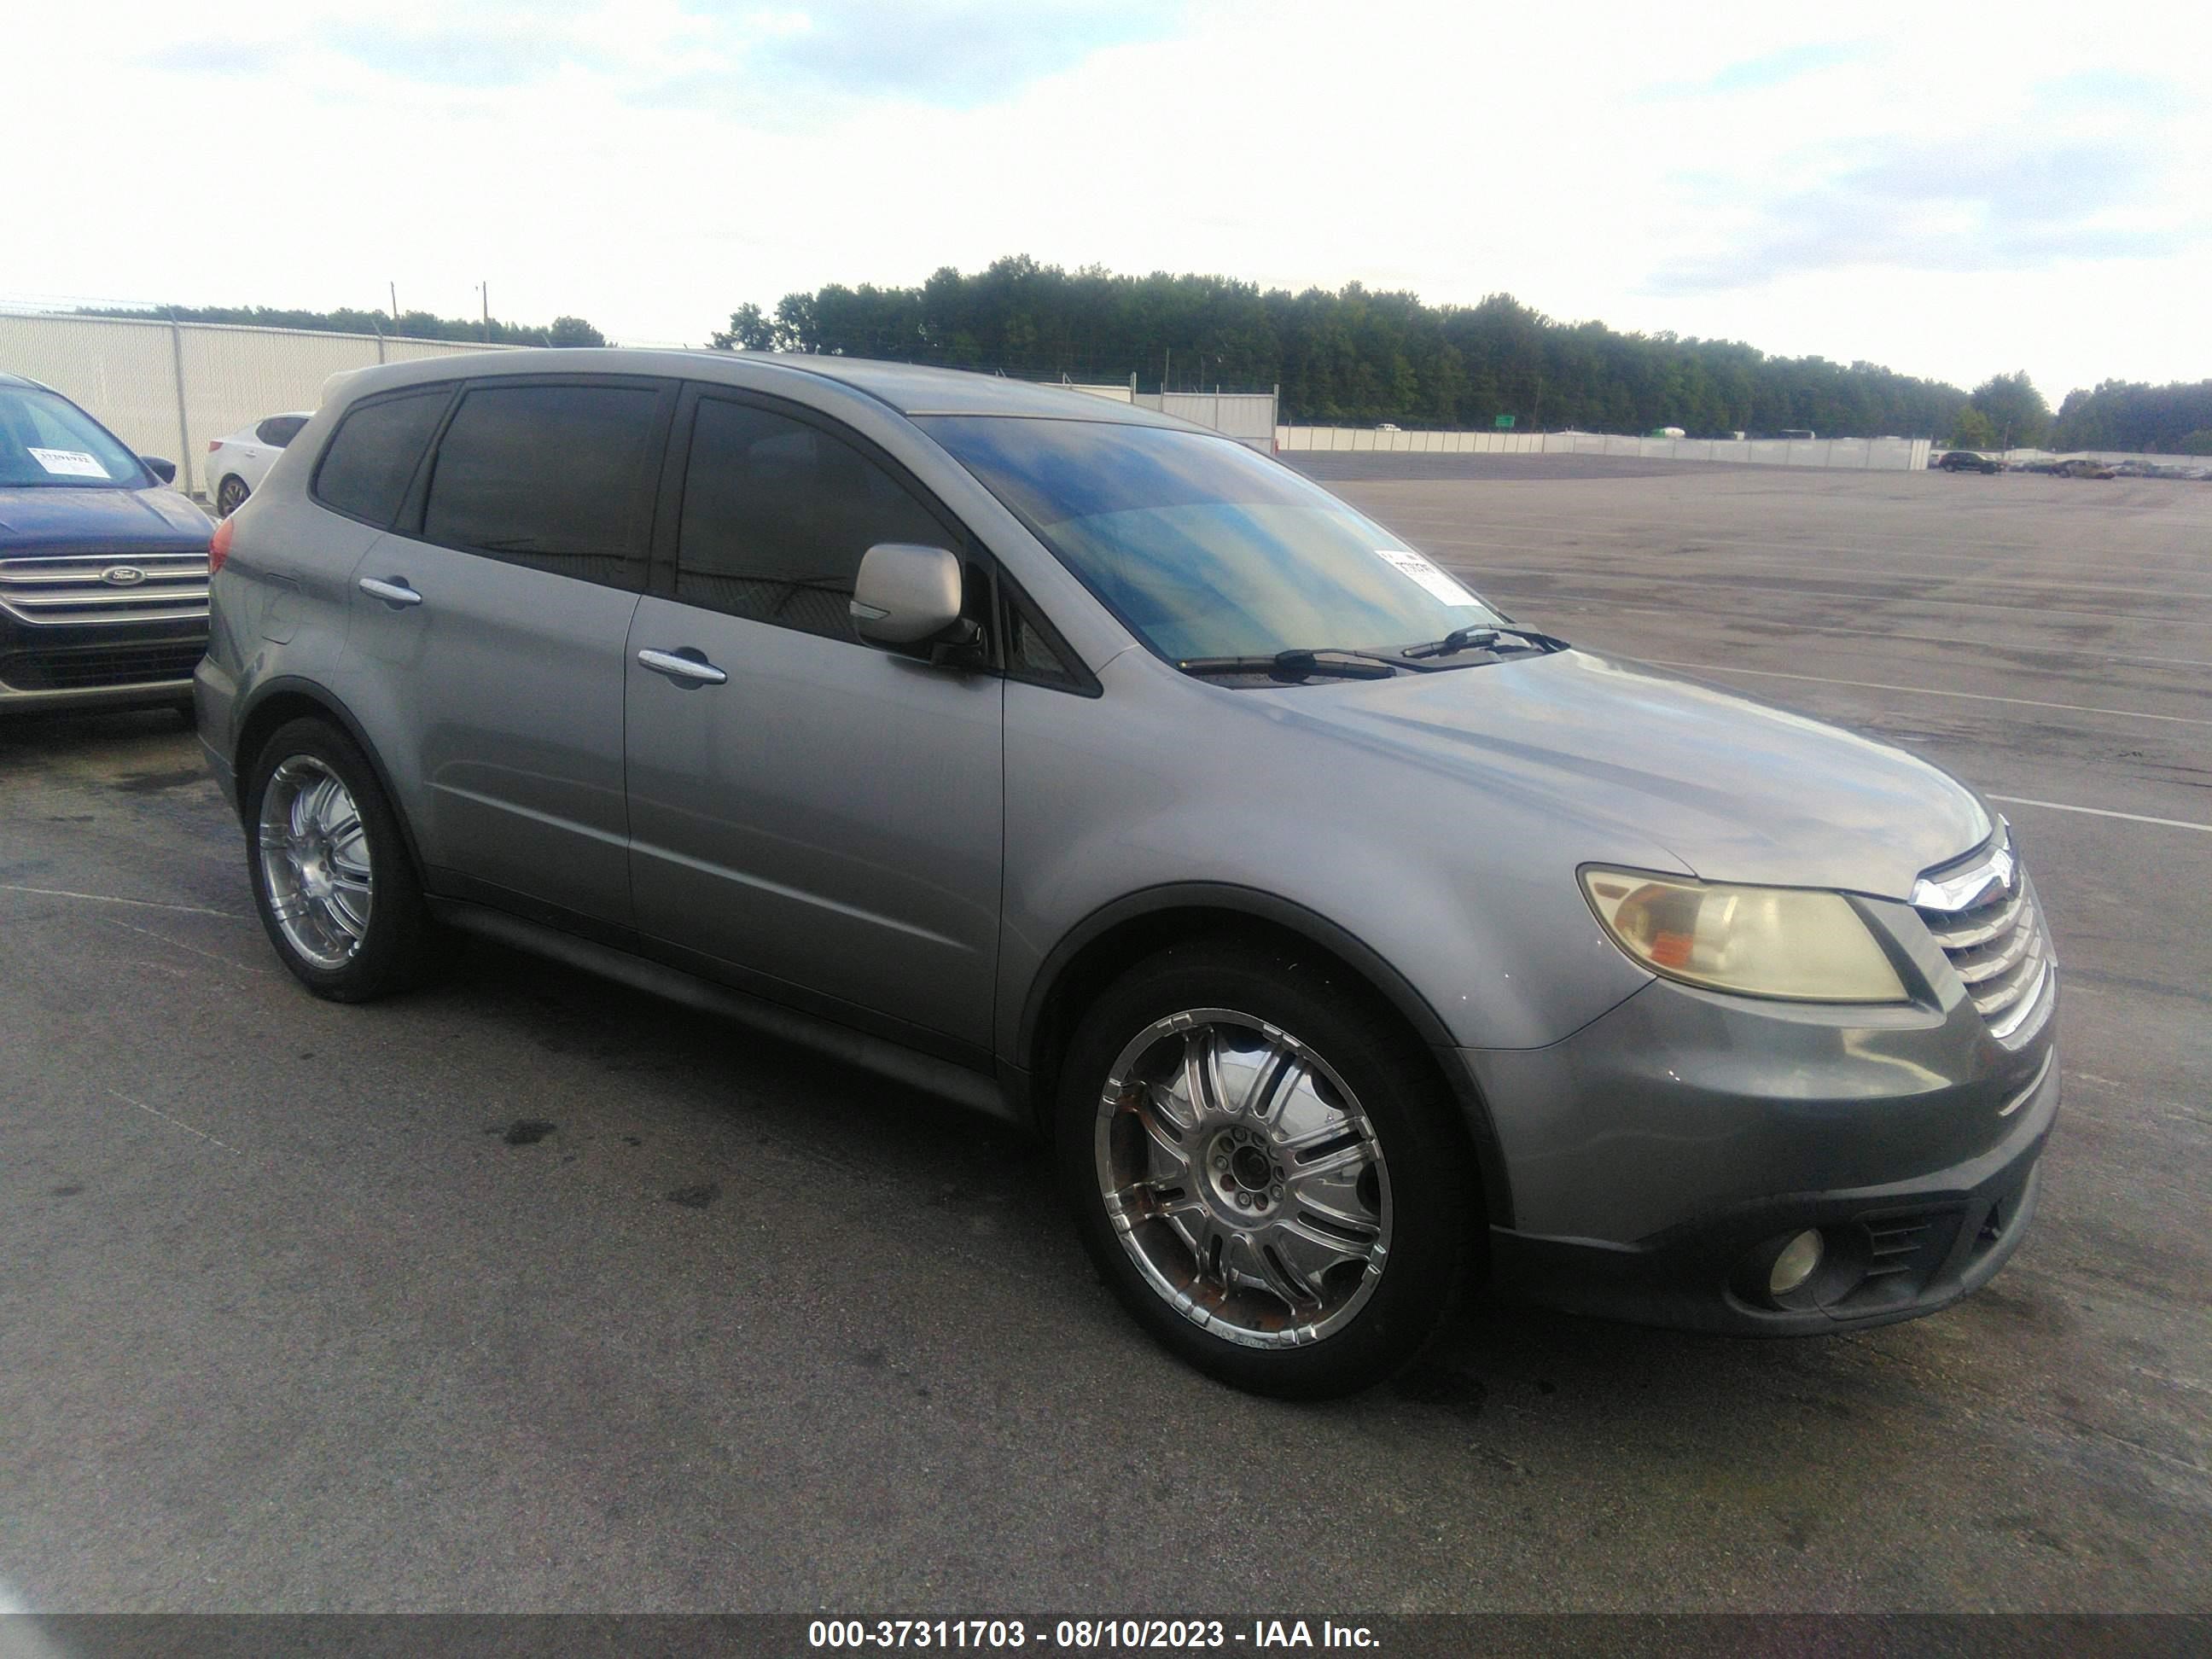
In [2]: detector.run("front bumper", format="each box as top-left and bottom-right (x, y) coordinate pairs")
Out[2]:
(1458, 884), (2058, 1335)
(0, 608), (204, 713)
(1484, 1049), (2055, 1334)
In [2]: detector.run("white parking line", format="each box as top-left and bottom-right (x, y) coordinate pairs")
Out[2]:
(1417, 535), (2212, 601)
(1493, 595), (2212, 671)
(1447, 560), (2212, 630)
(105, 1088), (241, 1154)
(1987, 795), (2212, 834)
(0, 882), (246, 918)
(1639, 659), (2212, 727)
(97, 916), (271, 974)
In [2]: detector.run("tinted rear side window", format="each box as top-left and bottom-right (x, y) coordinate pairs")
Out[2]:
(315, 391), (449, 526)
(257, 416), (307, 447)
(676, 398), (947, 642)
(424, 383), (657, 585)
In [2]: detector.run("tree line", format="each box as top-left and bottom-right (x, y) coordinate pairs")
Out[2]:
(2050, 381), (2212, 455)
(73, 303), (607, 349)
(716, 254), (1981, 439)
(73, 271), (2205, 452)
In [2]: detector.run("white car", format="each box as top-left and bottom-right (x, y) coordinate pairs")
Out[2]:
(207, 411), (310, 515)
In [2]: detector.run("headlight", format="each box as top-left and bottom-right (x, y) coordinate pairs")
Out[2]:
(1580, 869), (1909, 1004)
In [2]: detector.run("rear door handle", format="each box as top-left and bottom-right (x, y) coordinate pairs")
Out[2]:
(637, 648), (728, 687)
(358, 577), (422, 608)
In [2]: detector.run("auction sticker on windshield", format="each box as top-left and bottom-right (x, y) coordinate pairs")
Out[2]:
(28, 447), (108, 478)
(1374, 544), (1482, 607)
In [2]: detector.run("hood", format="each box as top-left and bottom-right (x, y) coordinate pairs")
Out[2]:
(0, 486), (212, 555)
(1278, 648), (1991, 900)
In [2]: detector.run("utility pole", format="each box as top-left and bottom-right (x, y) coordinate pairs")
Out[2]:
(1163, 346), (1171, 396)
(480, 281), (490, 343)
(389, 282), (399, 331)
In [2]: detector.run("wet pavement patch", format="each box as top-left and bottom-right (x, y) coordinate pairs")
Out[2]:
(494, 1119), (557, 1146)
(113, 770), (207, 795)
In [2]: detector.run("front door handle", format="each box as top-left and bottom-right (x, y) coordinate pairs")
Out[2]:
(637, 648), (728, 687)
(358, 577), (422, 608)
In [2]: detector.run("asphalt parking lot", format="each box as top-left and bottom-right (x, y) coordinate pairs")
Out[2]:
(3, 462), (2208, 1614)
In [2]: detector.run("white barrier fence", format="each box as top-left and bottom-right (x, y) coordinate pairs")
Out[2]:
(0, 312), (509, 498)
(2001, 446), (2211, 472)
(1279, 425), (1934, 471)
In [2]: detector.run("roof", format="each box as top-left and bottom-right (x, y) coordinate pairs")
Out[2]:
(329, 347), (1196, 431)
(733, 354), (1185, 423)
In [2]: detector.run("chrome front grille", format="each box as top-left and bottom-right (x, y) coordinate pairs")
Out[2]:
(0, 550), (212, 628)
(1912, 826), (2054, 1045)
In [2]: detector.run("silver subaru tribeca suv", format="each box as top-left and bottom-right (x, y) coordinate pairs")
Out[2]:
(197, 350), (2058, 1398)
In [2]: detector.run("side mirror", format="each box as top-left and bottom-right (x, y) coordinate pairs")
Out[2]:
(851, 544), (976, 656)
(141, 456), (178, 485)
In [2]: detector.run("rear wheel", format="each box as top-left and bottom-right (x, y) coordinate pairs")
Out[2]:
(245, 717), (434, 1000)
(1057, 940), (1481, 1398)
(215, 475), (249, 516)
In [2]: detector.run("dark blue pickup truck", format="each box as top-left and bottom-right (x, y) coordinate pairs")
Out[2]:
(1, 372), (209, 715)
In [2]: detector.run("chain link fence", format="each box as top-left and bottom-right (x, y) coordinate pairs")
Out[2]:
(4, 316), (1297, 487)
(0, 312), (510, 498)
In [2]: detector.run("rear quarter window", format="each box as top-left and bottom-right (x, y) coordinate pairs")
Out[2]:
(313, 389), (452, 527)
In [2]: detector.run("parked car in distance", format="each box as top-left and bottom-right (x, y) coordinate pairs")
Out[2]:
(197, 350), (2058, 1399)
(207, 411), (311, 516)
(1375, 422), (1401, 433)
(1936, 451), (2004, 474)
(1, 372), (209, 717)
(2054, 458), (2117, 479)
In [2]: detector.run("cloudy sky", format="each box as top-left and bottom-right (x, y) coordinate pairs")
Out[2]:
(10, 0), (2209, 402)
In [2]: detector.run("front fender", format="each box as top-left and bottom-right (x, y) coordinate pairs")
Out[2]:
(998, 659), (1664, 1060)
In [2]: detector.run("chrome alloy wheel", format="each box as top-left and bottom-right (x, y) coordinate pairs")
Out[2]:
(257, 756), (374, 971)
(1096, 1009), (1393, 1348)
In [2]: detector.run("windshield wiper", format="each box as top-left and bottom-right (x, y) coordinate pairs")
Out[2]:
(1176, 649), (1396, 683)
(1398, 624), (1565, 661)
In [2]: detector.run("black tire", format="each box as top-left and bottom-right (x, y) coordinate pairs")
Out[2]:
(1055, 939), (1481, 1399)
(244, 716), (435, 1001)
(215, 475), (248, 517)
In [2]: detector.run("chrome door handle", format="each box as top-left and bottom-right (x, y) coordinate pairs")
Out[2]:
(637, 648), (728, 686)
(358, 577), (422, 608)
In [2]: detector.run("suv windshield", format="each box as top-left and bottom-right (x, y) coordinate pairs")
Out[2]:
(0, 385), (146, 489)
(921, 416), (1503, 663)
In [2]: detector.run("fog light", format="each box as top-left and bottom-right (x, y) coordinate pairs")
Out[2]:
(1769, 1229), (1825, 1296)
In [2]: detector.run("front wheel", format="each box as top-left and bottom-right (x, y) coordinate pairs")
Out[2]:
(245, 717), (434, 1000)
(1057, 941), (1481, 1398)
